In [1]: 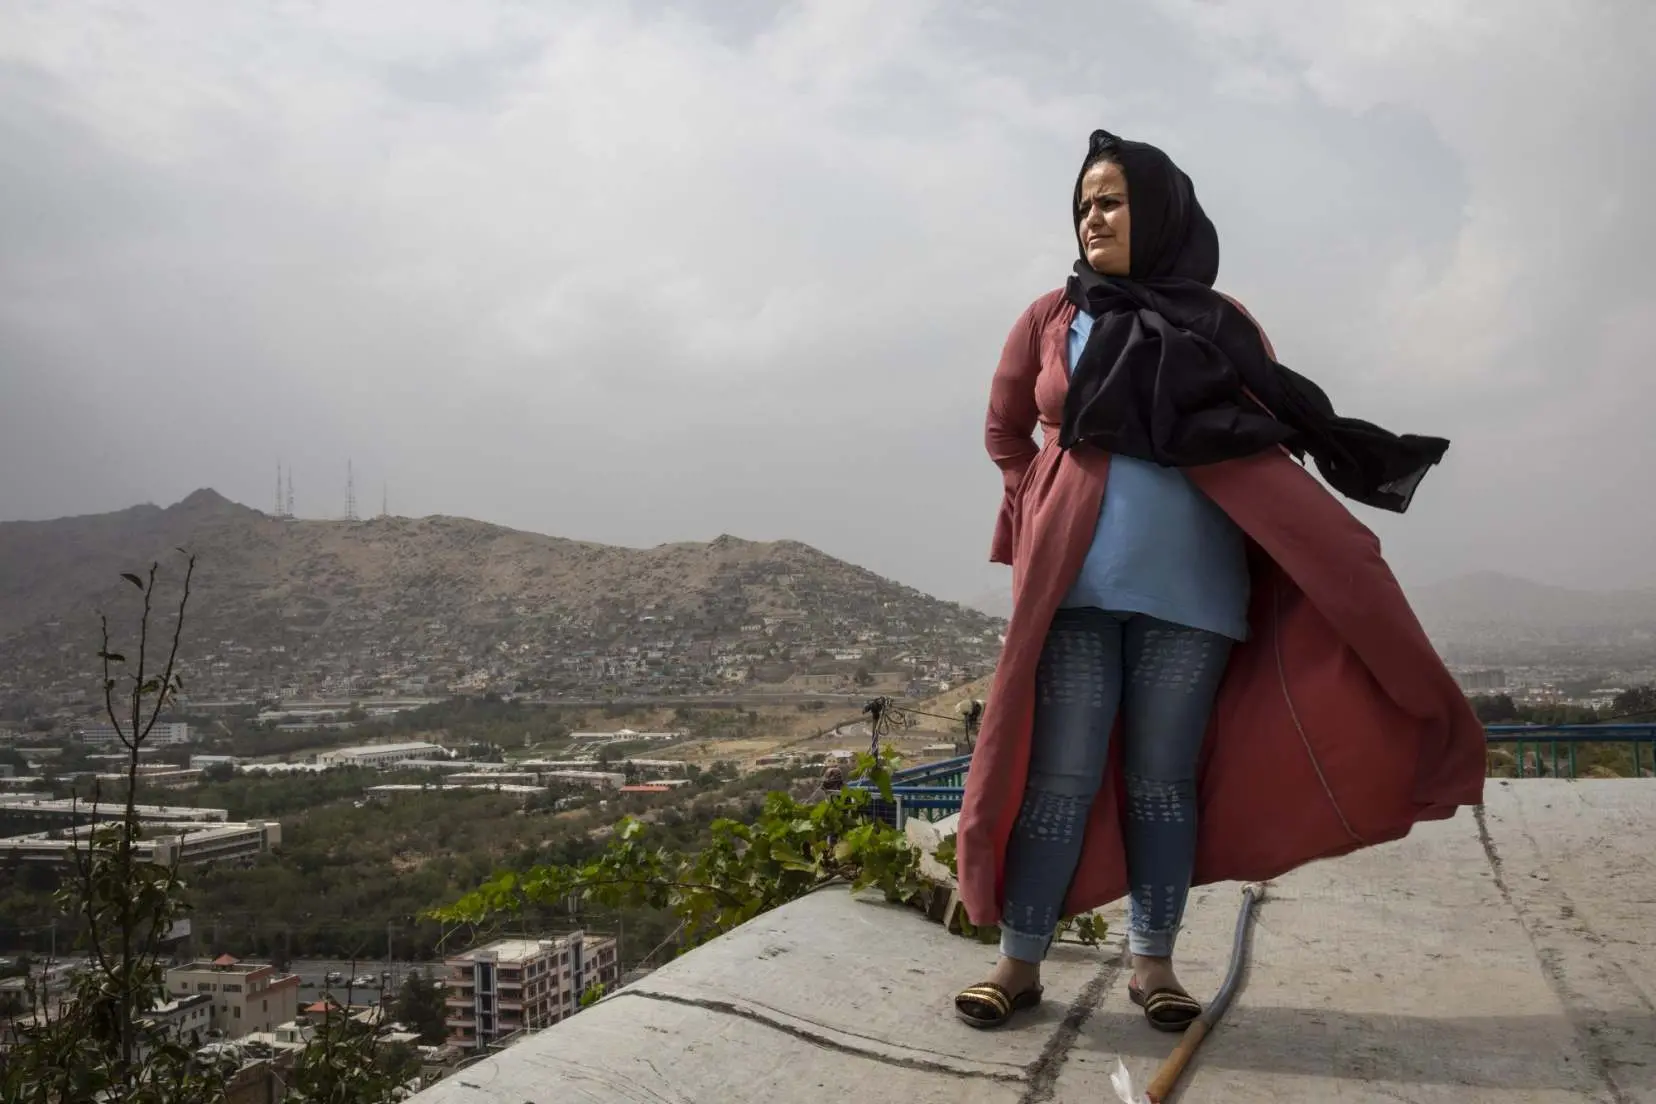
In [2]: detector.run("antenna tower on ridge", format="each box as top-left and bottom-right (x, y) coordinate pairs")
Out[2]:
(345, 460), (359, 522)
(286, 470), (295, 518)
(275, 462), (285, 517)
(380, 482), (388, 519)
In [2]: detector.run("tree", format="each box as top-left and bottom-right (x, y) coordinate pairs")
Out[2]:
(282, 1008), (408, 1104)
(1612, 685), (1656, 718)
(1471, 694), (1520, 723)
(0, 557), (400, 1104)
(394, 974), (447, 1046)
(0, 556), (232, 1103)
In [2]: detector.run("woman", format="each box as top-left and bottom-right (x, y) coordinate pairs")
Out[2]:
(951, 130), (1486, 1032)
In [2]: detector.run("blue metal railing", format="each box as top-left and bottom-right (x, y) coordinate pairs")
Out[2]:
(853, 727), (1655, 829)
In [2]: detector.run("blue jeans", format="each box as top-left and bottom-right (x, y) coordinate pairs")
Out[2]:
(999, 608), (1232, 963)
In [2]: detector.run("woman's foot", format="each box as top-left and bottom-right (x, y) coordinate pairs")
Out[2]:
(954, 955), (1044, 1029)
(989, 955), (1042, 998)
(1131, 954), (1183, 997)
(1129, 954), (1202, 1032)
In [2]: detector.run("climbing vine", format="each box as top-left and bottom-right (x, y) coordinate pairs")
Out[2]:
(430, 749), (1106, 956)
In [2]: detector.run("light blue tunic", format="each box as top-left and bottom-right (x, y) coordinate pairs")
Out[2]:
(1058, 310), (1252, 641)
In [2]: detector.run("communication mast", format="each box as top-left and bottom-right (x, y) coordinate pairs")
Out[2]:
(345, 460), (359, 522)
(275, 462), (294, 519)
(380, 482), (389, 519)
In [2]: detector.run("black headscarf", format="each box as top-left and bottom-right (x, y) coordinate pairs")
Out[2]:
(1058, 129), (1448, 513)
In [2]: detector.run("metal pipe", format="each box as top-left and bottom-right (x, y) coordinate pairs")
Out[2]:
(1144, 882), (1267, 1103)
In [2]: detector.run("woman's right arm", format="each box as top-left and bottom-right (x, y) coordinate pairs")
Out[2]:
(985, 302), (1043, 565)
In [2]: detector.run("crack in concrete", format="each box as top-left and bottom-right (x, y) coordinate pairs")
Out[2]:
(1017, 956), (1123, 1103)
(614, 988), (1026, 1084)
(1475, 803), (1634, 1104)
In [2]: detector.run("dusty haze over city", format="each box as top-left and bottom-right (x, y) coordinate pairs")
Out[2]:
(2, 1), (1652, 608)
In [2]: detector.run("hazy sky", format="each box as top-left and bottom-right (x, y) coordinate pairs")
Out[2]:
(2, 1), (1652, 605)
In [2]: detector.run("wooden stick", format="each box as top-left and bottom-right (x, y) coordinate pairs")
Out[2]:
(1145, 1021), (1210, 1102)
(1143, 882), (1266, 1103)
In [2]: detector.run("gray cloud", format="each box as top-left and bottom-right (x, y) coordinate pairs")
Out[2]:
(1, 0), (1651, 603)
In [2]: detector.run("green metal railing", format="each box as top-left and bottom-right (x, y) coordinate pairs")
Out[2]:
(1483, 723), (1656, 779)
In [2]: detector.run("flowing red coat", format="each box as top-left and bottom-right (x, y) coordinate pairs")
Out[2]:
(955, 289), (1487, 925)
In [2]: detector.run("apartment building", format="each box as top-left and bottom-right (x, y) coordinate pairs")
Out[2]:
(443, 931), (619, 1050)
(165, 956), (300, 1038)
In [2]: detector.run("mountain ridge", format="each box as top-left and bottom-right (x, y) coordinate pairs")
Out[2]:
(0, 490), (1005, 704)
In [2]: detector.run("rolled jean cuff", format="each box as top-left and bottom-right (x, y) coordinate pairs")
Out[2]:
(1128, 927), (1178, 958)
(999, 923), (1052, 965)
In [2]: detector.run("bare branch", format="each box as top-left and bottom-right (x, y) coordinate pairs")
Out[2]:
(140, 554), (194, 740)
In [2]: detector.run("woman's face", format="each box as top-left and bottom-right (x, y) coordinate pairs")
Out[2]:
(1078, 159), (1131, 276)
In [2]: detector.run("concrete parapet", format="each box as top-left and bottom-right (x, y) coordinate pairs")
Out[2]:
(409, 780), (1656, 1103)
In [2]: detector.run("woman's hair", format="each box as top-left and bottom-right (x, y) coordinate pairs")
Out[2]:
(1075, 134), (1124, 221)
(1081, 146), (1122, 174)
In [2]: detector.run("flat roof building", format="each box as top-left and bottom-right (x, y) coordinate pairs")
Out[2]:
(165, 956), (300, 1039)
(0, 820), (279, 869)
(443, 932), (619, 1051)
(315, 741), (448, 768)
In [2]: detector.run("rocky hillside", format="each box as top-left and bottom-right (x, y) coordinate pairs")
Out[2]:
(0, 491), (1005, 704)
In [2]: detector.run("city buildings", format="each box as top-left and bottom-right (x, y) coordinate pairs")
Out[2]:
(145, 993), (215, 1050)
(0, 797), (279, 869)
(0, 819), (280, 868)
(443, 932), (619, 1050)
(0, 796), (228, 830)
(314, 741), (448, 768)
(75, 722), (193, 747)
(164, 956), (301, 1039)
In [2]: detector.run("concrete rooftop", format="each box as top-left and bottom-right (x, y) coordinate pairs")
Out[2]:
(409, 780), (1655, 1103)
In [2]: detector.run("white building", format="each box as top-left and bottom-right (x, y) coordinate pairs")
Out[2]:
(165, 956), (300, 1039)
(241, 1019), (315, 1054)
(567, 729), (685, 745)
(143, 993), (215, 1051)
(0, 819), (279, 868)
(314, 741), (447, 768)
(76, 722), (192, 747)
(0, 796), (228, 829)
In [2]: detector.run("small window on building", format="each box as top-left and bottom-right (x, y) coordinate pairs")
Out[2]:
(234, 1007), (241, 1019)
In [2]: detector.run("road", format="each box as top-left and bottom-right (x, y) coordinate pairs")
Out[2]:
(286, 958), (445, 1005)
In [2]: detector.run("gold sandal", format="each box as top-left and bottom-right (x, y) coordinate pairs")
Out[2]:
(954, 981), (1043, 1029)
(1129, 978), (1202, 1032)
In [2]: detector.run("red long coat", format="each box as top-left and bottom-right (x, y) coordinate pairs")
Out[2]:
(954, 289), (1486, 925)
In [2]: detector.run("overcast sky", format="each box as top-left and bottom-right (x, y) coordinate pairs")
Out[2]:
(2, 0), (1652, 606)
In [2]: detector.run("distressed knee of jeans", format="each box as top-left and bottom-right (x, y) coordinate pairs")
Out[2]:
(1013, 788), (1091, 845)
(1125, 774), (1195, 824)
